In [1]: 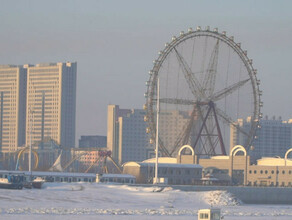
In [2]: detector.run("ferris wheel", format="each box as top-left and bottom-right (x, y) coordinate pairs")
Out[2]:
(144, 26), (262, 157)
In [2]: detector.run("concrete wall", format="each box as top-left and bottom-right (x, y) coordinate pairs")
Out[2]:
(171, 185), (292, 204)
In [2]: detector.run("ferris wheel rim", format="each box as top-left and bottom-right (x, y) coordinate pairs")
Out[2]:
(145, 27), (262, 154)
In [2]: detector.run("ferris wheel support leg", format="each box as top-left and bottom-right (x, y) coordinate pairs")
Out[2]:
(192, 104), (212, 153)
(212, 104), (227, 155)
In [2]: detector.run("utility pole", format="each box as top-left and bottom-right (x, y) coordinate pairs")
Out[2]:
(154, 78), (160, 184)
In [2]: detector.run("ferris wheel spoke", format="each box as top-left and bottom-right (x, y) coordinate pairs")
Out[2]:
(215, 106), (250, 137)
(203, 40), (219, 97)
(211, 78), (250, 102)
(173, 47), (205, 99)
(159, 98), (195, 105)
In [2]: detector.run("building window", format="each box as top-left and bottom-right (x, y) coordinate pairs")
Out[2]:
(254, 170), (257, 174)
(249, 170), (252, 174)
(200, 213), (209, 219)
(260, 170), (263, 174)
(282, 171), (285, 174)
(271, 170), (274, 174)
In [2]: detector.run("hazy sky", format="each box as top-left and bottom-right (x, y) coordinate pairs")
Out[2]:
(0, 0), (292, 143)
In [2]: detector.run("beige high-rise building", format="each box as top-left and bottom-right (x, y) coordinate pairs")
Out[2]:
(26, 62), (77, 149)
(0, 65), (27, 153)
(107, 105), (131, 162)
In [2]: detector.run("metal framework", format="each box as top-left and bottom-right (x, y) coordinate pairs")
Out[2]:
(145, 26), (262, 157)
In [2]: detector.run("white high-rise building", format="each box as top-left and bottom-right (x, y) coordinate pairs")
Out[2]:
(107, 105), (152, 164)
(0, 65), (27, 152)
(107, 105), (194, 164)
(26, 62), (77, 149)
(231, 116), (292, 161)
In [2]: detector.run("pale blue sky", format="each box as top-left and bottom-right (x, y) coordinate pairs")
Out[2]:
(0, 0), (291, 141)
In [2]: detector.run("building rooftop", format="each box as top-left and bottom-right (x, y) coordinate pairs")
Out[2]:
(100, 174), (135, 179)
(142, 157), (177, 164)
(256, 157), (292, 166)
(123, 159), (202, 169)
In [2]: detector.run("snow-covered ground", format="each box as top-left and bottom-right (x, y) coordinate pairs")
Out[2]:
(0, 182), (292, 219)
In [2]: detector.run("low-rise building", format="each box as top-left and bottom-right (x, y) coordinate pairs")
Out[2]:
(178, 145), (292, 187)
(123, 157), (202, 185)
(247, 156), (292, 187)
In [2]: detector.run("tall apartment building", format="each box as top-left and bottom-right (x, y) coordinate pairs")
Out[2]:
(118, 109), (151, 164)
(107, 105), (152, 164)
(0, 65), (27, 152)
(26, 62), (77, 149)
(158, 110), (193, 156)
(231, 116), (292, 161)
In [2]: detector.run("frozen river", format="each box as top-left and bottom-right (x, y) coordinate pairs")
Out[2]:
(0, 182), (292, 219)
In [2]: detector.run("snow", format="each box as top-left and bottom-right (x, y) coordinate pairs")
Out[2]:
(0, 182), (292, 219)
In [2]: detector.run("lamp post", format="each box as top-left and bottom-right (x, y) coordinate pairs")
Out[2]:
(154, 78), (160, 184)
(29, 108), (34, 181)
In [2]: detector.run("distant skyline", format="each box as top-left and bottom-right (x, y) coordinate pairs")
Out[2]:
(0, 1), (291, 144)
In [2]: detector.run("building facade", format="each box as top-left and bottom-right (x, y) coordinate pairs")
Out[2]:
(26, 62), (77, 149)
(118, 109), (151, 164)
(231, 116), (292, 161)
(0, 65), (27, 153)
(79, 135), (107, 148)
